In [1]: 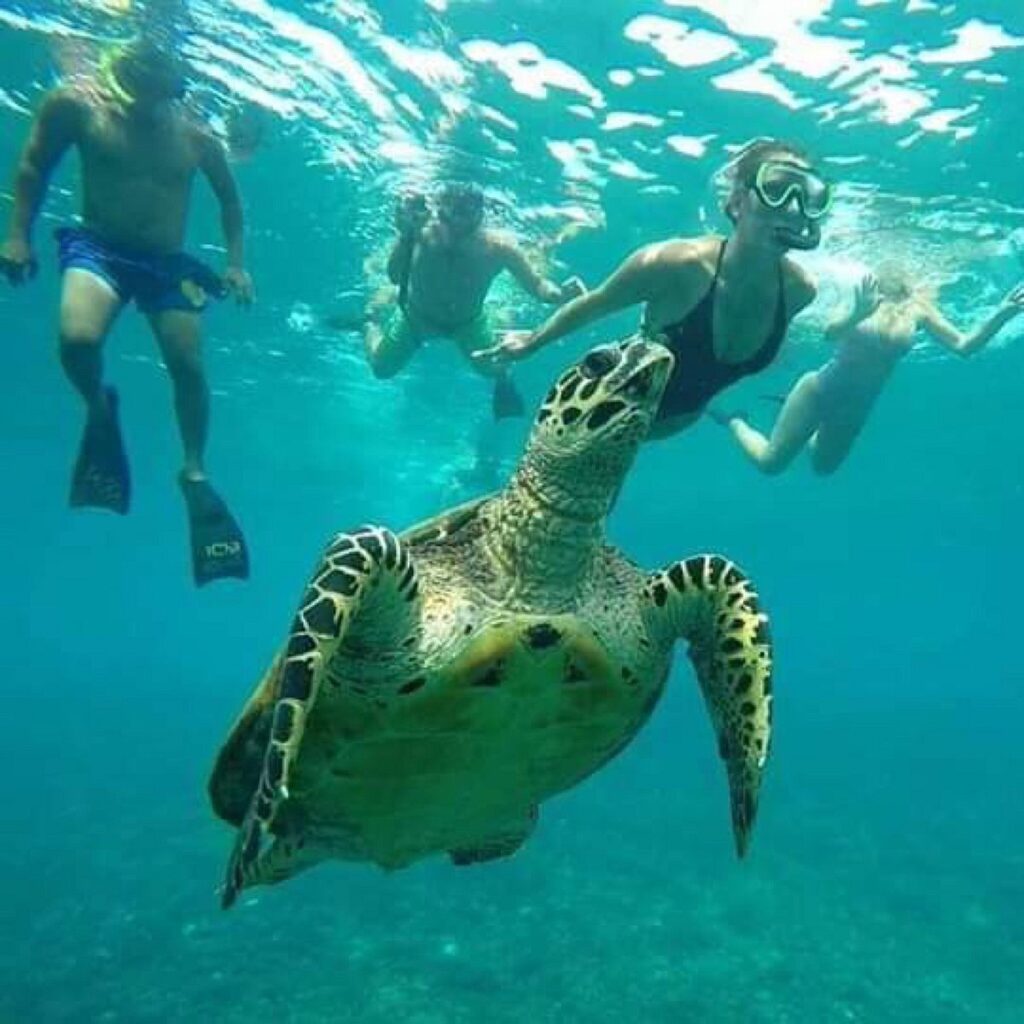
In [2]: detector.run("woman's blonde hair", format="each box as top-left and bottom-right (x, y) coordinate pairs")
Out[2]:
(874, 260), (936, 305)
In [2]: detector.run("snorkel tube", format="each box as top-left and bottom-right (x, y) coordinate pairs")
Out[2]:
(772, 216), (822, 252)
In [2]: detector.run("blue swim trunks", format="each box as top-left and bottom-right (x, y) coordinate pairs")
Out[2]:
(56, 226), (226, 315)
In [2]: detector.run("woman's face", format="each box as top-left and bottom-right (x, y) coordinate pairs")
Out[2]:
(732, 153), (826, 252)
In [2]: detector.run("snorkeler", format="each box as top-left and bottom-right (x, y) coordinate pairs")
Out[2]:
(713, 266), (1024, 475)
(364, 182), (586, 419)
(0, 38), (254, 586)
(474, 139), (825, 438)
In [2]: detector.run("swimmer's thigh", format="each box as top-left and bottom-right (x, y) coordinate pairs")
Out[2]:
(367, 306), (422, 378)
(453, 311), (497, 376)
(810, 395), (877, 475)
(59, 269), (124, 346)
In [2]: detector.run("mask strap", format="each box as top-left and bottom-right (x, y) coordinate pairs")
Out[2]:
(97, 48), (135, 106)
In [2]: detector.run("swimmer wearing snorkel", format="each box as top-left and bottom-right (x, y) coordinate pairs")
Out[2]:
(475, 138), (826, 439)
(1, 38), (254, 585)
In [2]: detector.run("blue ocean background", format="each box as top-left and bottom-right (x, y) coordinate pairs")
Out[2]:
(2, 1), (1023, 1020)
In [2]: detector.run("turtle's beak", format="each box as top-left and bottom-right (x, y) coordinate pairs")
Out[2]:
(613, 340), (673, 410)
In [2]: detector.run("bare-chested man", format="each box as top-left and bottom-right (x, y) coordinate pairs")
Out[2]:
(0, 40), (253, 586)
(365, 182), (585, 419)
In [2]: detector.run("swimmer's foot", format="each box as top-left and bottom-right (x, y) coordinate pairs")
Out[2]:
(706, 405), (747, 428)
(179, 474), (250, 587)
(492, 372), (525, 420)
(69, 386), (131, 515)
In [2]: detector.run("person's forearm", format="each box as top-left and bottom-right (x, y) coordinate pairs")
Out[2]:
(958, 306), (1016, 356)
(535, 278), (564, 304)
(7, 161), (47, 242)
(824, 301), (865, 340)
(220, 200), (245, 268)
(529, 293), (605, 349)
(386, 235), (416, 284)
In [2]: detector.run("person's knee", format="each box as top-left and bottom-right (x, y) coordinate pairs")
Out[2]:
(59, 323), (105, 349)
(759, 454), (789, 476)
(368, 352), (402, 380)
(59, 335), (102, 377)
(756, 446), (793, 476)
(364, 326), (403, 380)
(366, 339), (407, 379)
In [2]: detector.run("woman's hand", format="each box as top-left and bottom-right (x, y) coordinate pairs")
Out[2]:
(1000, 281), (1024, 315)
(472, 330), (537, 368)
(851, 271), (881, 321)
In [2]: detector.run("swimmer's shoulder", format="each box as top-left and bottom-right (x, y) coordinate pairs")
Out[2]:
(634, 235), (719, 295)
(35, 86), (89, 138)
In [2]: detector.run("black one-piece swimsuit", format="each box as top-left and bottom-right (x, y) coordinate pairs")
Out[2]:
(648, 242), (788, 421)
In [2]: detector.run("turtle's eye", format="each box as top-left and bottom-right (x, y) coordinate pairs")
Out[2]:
(581, 348), (620, 379)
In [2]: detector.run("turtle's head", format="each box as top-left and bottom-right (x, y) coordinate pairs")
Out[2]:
(521, 337), (674, 514)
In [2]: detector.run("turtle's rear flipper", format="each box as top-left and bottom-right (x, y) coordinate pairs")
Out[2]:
(449, 807), (538, 865)
(69, 386), (131, 515)
(644, 555), (773, 858)
(179, 476), (250, 586)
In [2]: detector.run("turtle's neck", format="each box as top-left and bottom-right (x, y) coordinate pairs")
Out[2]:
(483, 457), (609, 605)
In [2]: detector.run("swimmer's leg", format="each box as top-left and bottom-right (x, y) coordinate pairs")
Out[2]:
(459, 312), (524, 420)
(60, 269), (131, 513)
(364, 305), (422, 379)
(149, 309), (208, 478)
(720, 372), (822, 476)
(809, 392), (878, 476)
(149, 309), (248, 585)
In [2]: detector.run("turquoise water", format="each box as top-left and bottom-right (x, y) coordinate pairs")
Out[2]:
(2, 1), (1024, 1021)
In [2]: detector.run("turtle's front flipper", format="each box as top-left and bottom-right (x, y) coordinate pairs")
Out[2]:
(209, 654), (284, 827)
(644, 555), (773, 858)
(220, 526), (421, 909)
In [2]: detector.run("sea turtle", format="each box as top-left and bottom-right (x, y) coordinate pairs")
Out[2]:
(210, 337), (774, 909)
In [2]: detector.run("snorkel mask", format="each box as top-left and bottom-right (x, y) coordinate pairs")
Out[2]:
(98, 41), (187, 110)
(753, 161), (833, 221)
(750, 159), (831, 251)
(713, 140), (830, 251)
(436, 184), (484, 235)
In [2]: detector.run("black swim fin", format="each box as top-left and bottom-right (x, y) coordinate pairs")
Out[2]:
(179, 476), (250, 586)
(69, 386), (131, 514)
(492, 372), (525, 420)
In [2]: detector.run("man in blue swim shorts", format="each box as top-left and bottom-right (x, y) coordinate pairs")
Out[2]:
(1, 39), (254, 585)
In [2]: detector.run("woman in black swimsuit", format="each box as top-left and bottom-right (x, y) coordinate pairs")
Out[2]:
(474, 138), (827, 437)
